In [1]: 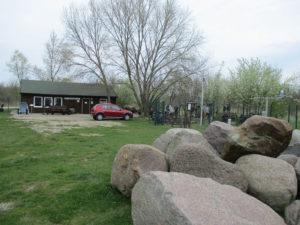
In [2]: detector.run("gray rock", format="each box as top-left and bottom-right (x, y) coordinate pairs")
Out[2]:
(282, 145), (300, 157)
(295, 159), (300, 198)
(169, 143), (248, 191)
(285, 200), (300, 225)
(165, 130), (218, 162)
(153, 128), (201, 153)
(111, 144), (168, 197)
(277, 154), (298, 167)
(132, 171), (286, 225)
(236, 154), (297, 213)
(203, 121), (235, 155)
(289, 129), (300, 146)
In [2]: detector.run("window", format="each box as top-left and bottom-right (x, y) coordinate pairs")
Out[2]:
(33, 96), (43, 108)
(101, 104), (109, 110)
(111, 105), (121, 110)
(44, 97), (53, 107)
(99, 98), (107, 103)
(54, 97), (63, 106)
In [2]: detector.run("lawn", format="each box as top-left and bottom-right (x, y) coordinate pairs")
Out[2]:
(0, 112), (206, 225)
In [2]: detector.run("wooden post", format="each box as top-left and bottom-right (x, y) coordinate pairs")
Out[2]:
(7, 97), (10, 112)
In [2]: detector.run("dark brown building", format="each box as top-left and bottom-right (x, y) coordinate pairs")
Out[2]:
(20, 80), (117, 114)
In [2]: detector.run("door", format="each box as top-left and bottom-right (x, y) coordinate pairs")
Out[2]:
(82, 98), (90, 114)
(110, 104), (123, 117)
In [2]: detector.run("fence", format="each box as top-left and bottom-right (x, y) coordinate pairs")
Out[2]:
(150, 98), (300, 129)
(270, 100), (299, 129)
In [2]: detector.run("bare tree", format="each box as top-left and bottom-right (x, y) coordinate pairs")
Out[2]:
(33, 32), (73, 82)
(64, 0), (205, 114)
(6, 50), (30, 84)
(64, 1), (112, 101)
(102, 0), (204, 115)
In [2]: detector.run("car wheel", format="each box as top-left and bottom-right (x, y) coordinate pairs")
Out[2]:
(96, 114), (103, 121)
(124, 114), (130, 121)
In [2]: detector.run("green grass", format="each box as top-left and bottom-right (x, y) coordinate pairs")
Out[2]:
(0, 112), (207, 225)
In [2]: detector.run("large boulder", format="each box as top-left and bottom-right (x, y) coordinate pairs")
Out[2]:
(153, 128), (201, 153)
(239, 115), (293, 155)
(213, 115), (293, 162)
(236, 154), (297, 212)
(285, 200), (300, 225)
(289, 129), (300, 146)
(111, 144), (168, 197)
(153, 128), (218, 161)
(277, 154), (298, 167)
(203, 121), (235, 155)
(169, 143), (248, 191)
(295, 159), (300, 198)
(132, 171), (286, 225)
(282, 145), (300, 157)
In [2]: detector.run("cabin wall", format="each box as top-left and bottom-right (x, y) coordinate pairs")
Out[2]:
(21, 94), (117, 114)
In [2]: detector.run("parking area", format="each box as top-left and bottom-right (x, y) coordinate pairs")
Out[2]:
(11, 113), (123, 134)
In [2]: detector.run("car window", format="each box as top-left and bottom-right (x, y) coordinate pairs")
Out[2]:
(99, 104), (108, 110)
(111, 105), (121, 110)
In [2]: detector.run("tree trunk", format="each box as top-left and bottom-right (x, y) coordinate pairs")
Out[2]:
(141, 100), (149, 117)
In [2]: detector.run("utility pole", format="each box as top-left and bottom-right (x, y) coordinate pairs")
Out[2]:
(200, 76), (204, 126)
(265, 97), (268, 116)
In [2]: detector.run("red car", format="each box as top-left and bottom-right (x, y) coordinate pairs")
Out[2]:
(91, 103), (133, 121)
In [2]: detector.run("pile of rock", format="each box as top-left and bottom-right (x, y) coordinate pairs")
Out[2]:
(110, 115), (300, 225)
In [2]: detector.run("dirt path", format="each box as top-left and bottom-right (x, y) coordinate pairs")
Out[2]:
(11, 113), (123, 134)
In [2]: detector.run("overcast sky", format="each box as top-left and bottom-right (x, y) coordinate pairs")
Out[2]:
(1, 0), (300, 83)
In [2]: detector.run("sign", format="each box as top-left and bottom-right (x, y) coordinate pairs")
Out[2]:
(64, 97), (80, 100)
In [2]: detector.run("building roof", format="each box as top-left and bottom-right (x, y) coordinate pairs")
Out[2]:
(20, 80), (117, 97)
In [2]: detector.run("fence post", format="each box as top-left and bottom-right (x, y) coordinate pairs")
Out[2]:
(288, 103), (291, 122)
(296, 105), (298, 129)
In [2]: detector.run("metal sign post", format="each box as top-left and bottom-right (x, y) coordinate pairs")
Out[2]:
(200, 77), (204, 126)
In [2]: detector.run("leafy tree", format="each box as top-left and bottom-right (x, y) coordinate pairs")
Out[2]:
(228, 58), (282, 113)
(0, 81), (20, 106)
(114, 81), (136, 107)
(204, 70), (227, 114)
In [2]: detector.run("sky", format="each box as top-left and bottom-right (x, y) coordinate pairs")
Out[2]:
(0, 0), (300, 83)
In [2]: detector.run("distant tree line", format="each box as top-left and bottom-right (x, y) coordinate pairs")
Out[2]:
(0, 82), (19, 107)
